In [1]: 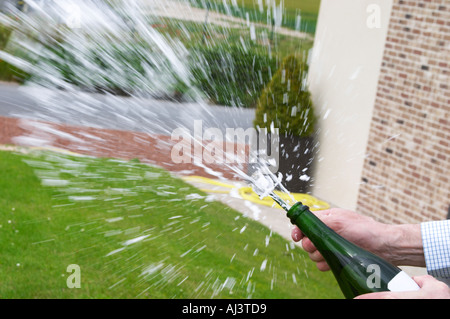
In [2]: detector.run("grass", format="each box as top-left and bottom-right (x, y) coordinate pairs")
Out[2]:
(0, 149), (342, 298)
(192, 0), (321, 34)
(160, 19), (314, 60)
(238, 0), (321, 33)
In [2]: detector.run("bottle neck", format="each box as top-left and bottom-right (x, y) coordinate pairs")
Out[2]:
(286, 202), (341, 246)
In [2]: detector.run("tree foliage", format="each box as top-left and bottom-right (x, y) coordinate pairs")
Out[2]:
(254, 55), (316, 137)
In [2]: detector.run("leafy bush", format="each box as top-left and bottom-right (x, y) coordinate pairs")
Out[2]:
(254, 54), (315, 137)
(0, 59), (27, 82)
(0, 24), (29, 83)
(190, 44), (278, 108)
(28, 39), (168, 96)
(1, 20), (280, 105)
(0, 24), (12, 49)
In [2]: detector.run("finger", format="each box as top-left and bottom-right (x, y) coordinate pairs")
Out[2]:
(291, 226), (304, 242)
(316, 261), (330, 272)
(291, 210), (334, 242)
(410, 275), (433, 288)
(295, 210), (334, 239)
(308, 250), (324, 262)
(301, 237), (317, 253)
(354, 292), (397, 299)
(355, 290), (423, 299)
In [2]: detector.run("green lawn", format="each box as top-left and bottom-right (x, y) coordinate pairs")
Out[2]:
(193, 0), (321, 34)
(0, 149), (342, 298)
(162, 19), (314, 60)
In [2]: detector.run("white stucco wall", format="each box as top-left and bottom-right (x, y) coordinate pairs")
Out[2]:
(308, 0), (393, 210)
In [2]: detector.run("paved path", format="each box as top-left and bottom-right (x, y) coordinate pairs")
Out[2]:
(0, 83), (255, 136)
(0, 82), (255, 180)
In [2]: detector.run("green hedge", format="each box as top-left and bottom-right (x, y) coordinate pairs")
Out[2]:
(0, 25), (12, 49)
(254, 55), (316, 137)
(0, 24), (29, 83)
(1, 22), (281, 107)
(190, 44), (278, 108)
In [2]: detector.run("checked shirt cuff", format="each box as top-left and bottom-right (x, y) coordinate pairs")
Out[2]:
(421, 220), (450, 278)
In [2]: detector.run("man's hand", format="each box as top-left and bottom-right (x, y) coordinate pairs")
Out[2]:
(355, 275), (450, 299)
(291, 208), (448, 299)
(291, 208), (425, 271)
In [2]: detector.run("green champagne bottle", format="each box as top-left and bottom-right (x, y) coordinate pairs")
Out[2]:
(287, 202), (420, 299)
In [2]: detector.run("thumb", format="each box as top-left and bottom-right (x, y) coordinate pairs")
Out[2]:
(354, 291), (398, 299)
(355, 276), (426, 299)
(354, 290), (423, 299)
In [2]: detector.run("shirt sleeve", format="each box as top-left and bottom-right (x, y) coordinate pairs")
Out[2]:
(421, 220), (450, 278)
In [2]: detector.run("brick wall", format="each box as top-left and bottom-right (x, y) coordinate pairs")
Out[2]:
(356, 0), (449, 224)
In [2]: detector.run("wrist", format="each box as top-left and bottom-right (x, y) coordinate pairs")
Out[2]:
(383, 224), (425, 267)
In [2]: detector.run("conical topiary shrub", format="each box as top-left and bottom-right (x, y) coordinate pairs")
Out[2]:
(253, 55), (317, 193)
